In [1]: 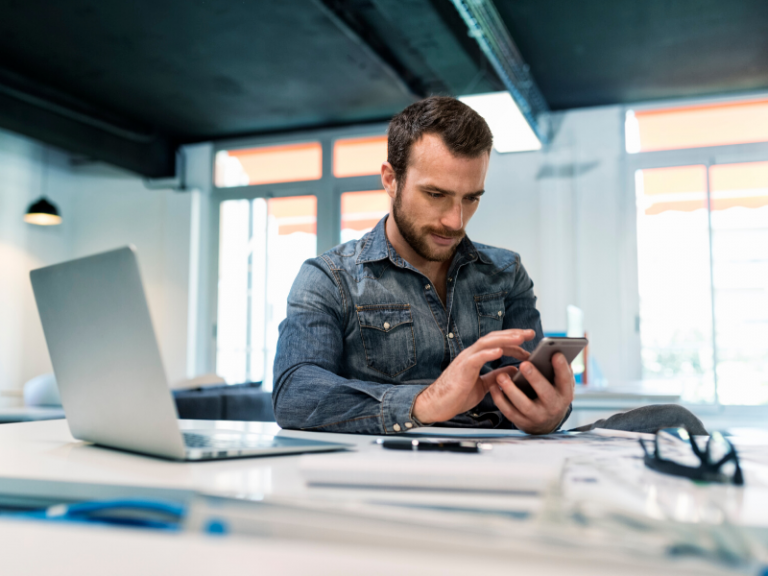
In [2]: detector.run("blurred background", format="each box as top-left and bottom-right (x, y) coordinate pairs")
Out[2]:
(0, 0), (766, 422)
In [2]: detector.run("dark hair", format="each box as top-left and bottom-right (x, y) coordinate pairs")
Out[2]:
(387, 96), (493, 187)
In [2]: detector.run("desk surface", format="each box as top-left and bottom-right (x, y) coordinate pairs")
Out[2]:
(0, 419), (765, 575)
(0, 419), (358, 498)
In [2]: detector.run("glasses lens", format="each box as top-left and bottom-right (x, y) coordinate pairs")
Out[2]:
(707, 431), (739, 479)
(656, 428), (701, 467)
(707, 431), (731, 464)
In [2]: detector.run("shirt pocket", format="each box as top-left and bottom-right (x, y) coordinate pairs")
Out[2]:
(356, 304), (417, 377)
(474, 291), (507, 338)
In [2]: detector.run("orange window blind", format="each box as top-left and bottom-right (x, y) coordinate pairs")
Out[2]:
(638, 165), (707, 215)
(334, 136), (388, 178)
(268, 195), (317, 236)
(709, 161), (768, 211)
(632, 99), (768, 152)
(638, 162), (768, 215)
(215, 142), (322, 187)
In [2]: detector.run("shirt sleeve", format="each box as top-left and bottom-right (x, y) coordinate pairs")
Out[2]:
(272, 257), (427, 434)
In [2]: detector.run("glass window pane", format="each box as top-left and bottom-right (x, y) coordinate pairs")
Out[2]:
(216, 200), (251, 384)
(217, 196), (317, 390)
(340, 190), (390, 243)
(635, 166), (715, 402)
(215, 142), (322, 187)
(333, 136), (388, 178)
(709, 162), (768, 404)
(627, 99), (768, 153)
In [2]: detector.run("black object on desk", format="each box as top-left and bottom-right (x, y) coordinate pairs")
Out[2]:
(639, 427), (744, 486)
(377, 438), (489, 453)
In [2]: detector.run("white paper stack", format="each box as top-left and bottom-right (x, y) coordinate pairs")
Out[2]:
(299, 446), (562, 493)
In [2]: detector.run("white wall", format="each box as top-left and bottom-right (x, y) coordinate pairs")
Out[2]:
(467, 105), (642, 387)
(0, 128), (194, 403)
(59, 162), (194, 386)
(0, 132), (73, 402)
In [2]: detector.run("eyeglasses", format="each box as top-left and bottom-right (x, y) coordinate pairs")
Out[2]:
(639, 428), (744, 486)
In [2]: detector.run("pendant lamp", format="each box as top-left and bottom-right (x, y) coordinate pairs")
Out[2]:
(25, 147), (62, 226)
(24, 197), (62, 226)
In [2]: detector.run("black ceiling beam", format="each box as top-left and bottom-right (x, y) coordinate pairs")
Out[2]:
(315, 0), (504, 100)
(315, 0), (434, 98)
(0, 67), (175, 177)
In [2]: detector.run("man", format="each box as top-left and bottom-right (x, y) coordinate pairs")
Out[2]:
(273, 96), (706, 436)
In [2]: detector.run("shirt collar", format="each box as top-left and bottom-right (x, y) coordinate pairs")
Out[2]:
(356, 215), (492, 267)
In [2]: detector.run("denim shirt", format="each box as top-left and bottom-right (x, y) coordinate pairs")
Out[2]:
(273, 216), (567, 434)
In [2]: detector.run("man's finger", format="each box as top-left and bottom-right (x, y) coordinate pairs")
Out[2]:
(472, 335), (525, 353)
(551, 353), (575, 401)
(495, 372), (536, 414)
(482, 328), (536, 341)
(474, 329), (535, 350)
(491, 364), (519, 379)
(479, 364), (518, 393)
(489, 384), (528, 425)
(468, 347), (504, 370)
(498, 345), (531, 361)
(518, 361), (558, 404)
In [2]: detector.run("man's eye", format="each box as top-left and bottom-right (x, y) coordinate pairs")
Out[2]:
(465, 196), (481, 203)
(429, 193), (444, 199)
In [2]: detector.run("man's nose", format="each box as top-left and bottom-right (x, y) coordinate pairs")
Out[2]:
(441, 201), (464, 231)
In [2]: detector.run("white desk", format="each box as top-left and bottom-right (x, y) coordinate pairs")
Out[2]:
(0, 420), (763, 576)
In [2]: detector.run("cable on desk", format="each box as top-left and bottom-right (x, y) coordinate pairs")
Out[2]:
(3, 498), (186, 531)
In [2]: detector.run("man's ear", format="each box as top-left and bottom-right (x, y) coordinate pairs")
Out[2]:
(381, 162), (398, 200)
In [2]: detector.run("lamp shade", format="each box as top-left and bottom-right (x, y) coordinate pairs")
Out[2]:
(24, 197), (62, 226)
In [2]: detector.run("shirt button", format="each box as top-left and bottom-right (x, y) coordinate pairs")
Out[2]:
(448, 332), (454, 339)
(448, 278), (453, 282)
(425, 284), (431, 290)
(383, 322), (390, 330)
(471, 413), (479, 417)
(405, 422), (413, 429)
(497, 311), (503, 317)
(393, 423), (401, 432)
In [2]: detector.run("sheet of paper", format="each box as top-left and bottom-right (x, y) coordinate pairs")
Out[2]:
(300, 443), (563, 493)
(405, 426), (528, 438)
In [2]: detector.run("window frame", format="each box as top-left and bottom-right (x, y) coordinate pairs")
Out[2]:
(204, 123), (389, 380)
(623, 93), (768, 405)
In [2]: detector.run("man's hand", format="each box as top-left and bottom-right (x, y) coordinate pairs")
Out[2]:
(488, 353), (574, 434)
(412, 329), (534, 424)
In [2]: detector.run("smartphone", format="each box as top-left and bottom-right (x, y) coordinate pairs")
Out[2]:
(511, 336), (588, 399)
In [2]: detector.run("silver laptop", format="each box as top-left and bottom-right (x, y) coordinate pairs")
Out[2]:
(30, 246), (350, 461)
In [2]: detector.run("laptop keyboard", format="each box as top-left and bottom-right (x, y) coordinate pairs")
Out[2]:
(182, 430), (273, 450)
(183, 432), (218, 448)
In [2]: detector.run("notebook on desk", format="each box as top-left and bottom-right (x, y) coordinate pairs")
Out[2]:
(30, 246), (351, 461)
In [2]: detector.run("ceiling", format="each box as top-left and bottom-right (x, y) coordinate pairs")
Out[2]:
(0, 0), (766, 177)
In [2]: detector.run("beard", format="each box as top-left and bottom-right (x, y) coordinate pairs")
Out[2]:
(391, 191), (465, 263)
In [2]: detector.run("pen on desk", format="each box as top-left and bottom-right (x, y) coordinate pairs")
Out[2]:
(376, 439), (490, 453)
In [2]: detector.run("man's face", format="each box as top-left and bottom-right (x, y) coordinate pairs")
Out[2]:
(388, 133), (489, 262)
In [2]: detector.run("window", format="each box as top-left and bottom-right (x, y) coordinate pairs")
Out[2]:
(708, 162), (768, 404)
(215, 142), (322, 187)
(635, 165), (715, 402)
(216, 196), (317, 388)
(210, 127), (389, 388)
(635, 162), (768, 404)
(626, 99), (768, 153)
(333, 136), (388, 177)
(340, 190), (390, 243)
